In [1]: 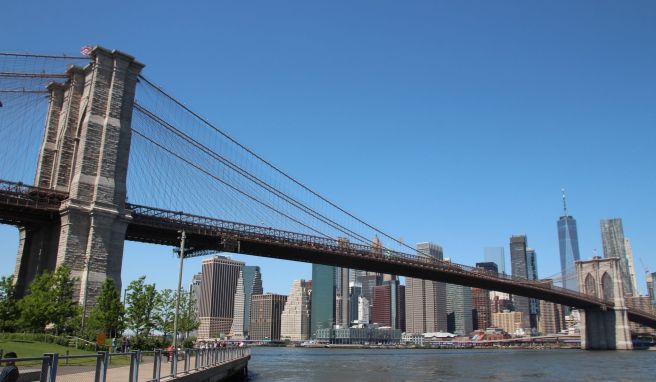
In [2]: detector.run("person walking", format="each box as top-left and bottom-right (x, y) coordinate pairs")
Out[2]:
(0, 352), (19, 382)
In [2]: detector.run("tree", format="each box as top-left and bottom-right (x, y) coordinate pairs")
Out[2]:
(50, 266), (78, 334)
(125, 277), (158, 339)
(87, 278), (125, 339)
(177, 291), (199, 339)
(18, 266), (79, 334)
(18, 270), (55, 331)
(0, 275), (19, 331)
(154, 288), (176, 339)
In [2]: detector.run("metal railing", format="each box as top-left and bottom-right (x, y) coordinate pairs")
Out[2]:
(0, 179), (68, 210)
(0, 347), (250, 382)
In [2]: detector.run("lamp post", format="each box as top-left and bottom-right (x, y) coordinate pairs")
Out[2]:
(172, 230), (186, 349)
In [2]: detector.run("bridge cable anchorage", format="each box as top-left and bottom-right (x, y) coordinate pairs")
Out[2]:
(130, 127), (335, 240)
(137, 75), (428, 257)
(133, 103), (376, 246)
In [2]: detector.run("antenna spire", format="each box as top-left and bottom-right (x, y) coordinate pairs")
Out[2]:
(561, 188), (568, 216)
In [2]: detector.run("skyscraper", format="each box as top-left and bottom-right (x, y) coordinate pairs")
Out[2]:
(311, 264), (335, 337)
(537, 280), (564, 335)
(372, 280), (405, 331)
(356, 273), (381, 323)
(447, 283), (473, 335)
(624, 238), (639, 296)
(349, 283), (362, 323)
(229, 266), (263, 339)
(526, 248), (539, 329)
(280, 279), (310, 341)
(335, 266), (350, 327)
(249, 293), (287, 341)
(600, 218), (634, 296)
(484, 247), (506, 274)
(509, 235), (531, 329)
(198, 256), (245, 339)
(471, 262), (496, 330)
(405, 242), (447, 334)
(557, 190), (581, 291)
(188, 273), (202, 338)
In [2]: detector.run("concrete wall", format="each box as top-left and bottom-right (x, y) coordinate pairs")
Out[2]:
(172, 357), (249, 382)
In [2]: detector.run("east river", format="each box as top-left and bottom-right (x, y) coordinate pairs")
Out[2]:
(246, 347), (656, 381)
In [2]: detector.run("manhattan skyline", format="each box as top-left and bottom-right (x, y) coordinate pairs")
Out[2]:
(0, 1), (655, 298)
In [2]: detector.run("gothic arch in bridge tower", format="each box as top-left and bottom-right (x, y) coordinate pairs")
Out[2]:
(584, 273), (596, 297)
(601, 272), (614, 302)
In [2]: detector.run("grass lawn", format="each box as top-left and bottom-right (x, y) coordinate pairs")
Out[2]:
(0, 340), (131, 367)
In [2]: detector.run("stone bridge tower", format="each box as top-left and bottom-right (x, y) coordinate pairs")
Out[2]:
(14, 47), (144, 307)
(576, 256), (632, 350)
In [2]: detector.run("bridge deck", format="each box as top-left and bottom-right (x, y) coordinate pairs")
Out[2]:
(1, 179), (655, 328)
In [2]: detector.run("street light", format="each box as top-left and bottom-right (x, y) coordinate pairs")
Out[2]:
(172, 230), (186, 350)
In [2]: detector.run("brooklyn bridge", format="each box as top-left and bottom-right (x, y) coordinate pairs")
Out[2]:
(0, 47), (654, 350)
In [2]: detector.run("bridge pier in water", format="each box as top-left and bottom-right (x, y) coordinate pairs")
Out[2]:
(14, 47), (143, 304)
(576, 257), (632, 350)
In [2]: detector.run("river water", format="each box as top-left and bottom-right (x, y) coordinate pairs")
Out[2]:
(246, 347), (655, 381)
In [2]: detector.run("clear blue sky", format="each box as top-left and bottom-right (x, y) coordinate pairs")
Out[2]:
(1, 1), (655, 296)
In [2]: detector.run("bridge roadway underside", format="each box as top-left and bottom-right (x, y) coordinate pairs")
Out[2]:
(125, 213), (655, 329)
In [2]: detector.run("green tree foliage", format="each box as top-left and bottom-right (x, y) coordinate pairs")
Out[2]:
(17, 266), (79, 333)
(125, 276), (158, 339)
(0, 275), (19, 331)
(177, 291), (199, 339)
(154, 288), (176, 338)
(87, 278), (125, 339)
(50, 266), (79, 333)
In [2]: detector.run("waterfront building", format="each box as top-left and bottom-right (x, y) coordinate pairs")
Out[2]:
(356, 273), (382, 323)
(249, 293), (288, 341)
(600, 218), (634, 296)
(564, 309), (581, 335)
(311, 264), (336, 337)
(484, 247), (506, 274)
(471, 262), (496, 330)
(526, 248), (540, 329)
(492, 311), (524, 335)
(315, 326), (402, 345)
(624, 238), (639, 297)
(446, 283), (473, 335)
(230, 266), (263, 339)
(358, 295), (370, 323)
(372, 280), (405, 331)
(490, 293), (513, 314)
(509, 235), (531, 329)
(280, 279), (311, 341)
(198, 256), (244, 339)
(557, 191), (581, 291)
(405, 242), (447, 333)
(349, 283), (362, 323)
(537, 281), (564, 335)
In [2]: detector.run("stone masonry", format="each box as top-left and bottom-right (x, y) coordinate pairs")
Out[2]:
(576, 256), (632, 350)
(14, 47), (144, 308)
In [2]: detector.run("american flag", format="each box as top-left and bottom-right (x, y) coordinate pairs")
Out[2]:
(80, 45), (95, 56)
